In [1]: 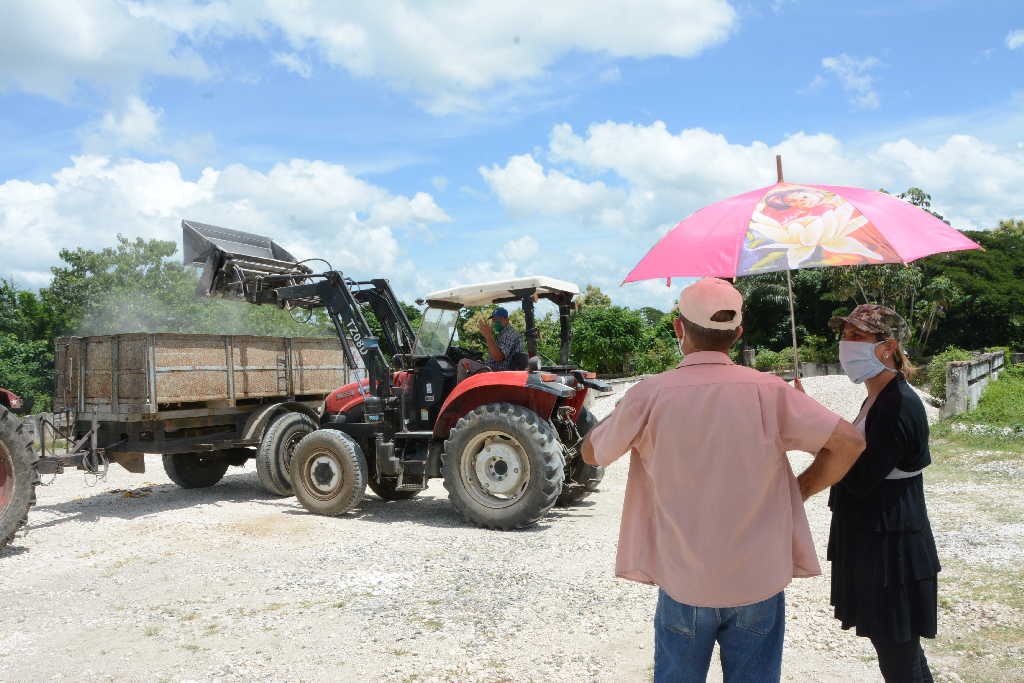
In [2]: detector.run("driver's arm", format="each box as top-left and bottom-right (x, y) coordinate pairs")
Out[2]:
(478, 320), (505, 362)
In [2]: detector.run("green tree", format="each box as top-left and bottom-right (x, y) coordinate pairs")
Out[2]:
(571, 305), (644, 375)
(578, 285), (612, 308)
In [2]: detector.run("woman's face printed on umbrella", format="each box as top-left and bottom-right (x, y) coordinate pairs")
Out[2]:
(766, 188), (826, 211)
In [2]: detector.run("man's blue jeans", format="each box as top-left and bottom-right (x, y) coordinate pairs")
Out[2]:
(654, 589), (785, 682)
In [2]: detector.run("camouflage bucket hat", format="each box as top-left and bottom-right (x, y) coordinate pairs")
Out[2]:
(828, 304), (909, 342)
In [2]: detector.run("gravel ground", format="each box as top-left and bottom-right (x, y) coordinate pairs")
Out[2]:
(0, 374), (1013, 682)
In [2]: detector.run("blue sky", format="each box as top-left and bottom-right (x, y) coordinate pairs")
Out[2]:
(1, 0), (1022, 310)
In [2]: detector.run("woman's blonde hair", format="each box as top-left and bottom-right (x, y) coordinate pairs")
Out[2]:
(875, 333), (916, 379)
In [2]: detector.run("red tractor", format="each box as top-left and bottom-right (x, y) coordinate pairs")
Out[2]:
(185, 221), (609, 529)
(0, 388), (35, 547)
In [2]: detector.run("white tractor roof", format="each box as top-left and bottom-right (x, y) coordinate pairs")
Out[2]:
(424, 276), (580, 308)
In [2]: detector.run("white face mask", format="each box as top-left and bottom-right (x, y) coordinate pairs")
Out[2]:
(839, 340), (895, 384)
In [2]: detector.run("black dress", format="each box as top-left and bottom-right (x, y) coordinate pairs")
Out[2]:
(827, 375), (941, 642)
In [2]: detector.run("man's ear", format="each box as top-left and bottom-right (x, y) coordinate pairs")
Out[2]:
(673, 317), (684, 339)
(734, 325), (744, 343)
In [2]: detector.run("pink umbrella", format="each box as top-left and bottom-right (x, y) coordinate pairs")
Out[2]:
(624, 156), (982, 374)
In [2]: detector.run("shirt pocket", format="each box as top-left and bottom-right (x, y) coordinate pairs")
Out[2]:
(655, 590), (697, 638)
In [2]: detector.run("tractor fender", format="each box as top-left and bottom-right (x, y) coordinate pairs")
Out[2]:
(242, 402), (321, 443)
(432, 371), (575, 440)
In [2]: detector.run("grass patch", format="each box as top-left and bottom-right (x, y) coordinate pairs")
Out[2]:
(962, 365), (1024, 429)
(937, 625), (1024, 683)
(143, 626), (161, 637)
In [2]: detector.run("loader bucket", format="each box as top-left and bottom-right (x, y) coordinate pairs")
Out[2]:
(182, 220), (311, 304)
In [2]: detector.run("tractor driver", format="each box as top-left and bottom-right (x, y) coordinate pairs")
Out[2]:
(456, 307), (525, 382)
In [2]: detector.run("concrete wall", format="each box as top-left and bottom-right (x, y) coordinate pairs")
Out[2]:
(942, 351), (1005, 418)
(773, 362), (844, 381)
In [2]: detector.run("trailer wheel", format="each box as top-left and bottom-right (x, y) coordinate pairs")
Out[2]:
(256, 412), (317, 496)
(289, 429), (367, 516)
(368, 478), (421, 501)
(1, 406), (36, 549)
(556, 407), (605, 507)
(443, 403), (564, 530)
(162, 453), (230, 489)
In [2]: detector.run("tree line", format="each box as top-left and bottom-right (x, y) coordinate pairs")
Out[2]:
(2, 190), (1023, 410)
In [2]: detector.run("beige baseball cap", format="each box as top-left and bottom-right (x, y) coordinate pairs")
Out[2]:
(677, 278), (743, 330)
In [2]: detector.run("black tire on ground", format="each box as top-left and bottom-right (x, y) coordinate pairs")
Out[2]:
(556, 407), (605, 507)
(162, 452), (230, 489)
(0, 406), (36, 549)
(368, 478), (421, 501)
(289, 429), (367, 516)
(256, 411), (317, 496)
(443, 403), (565, 530)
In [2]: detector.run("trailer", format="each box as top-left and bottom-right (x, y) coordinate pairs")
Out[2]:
(0, 333), (349, 548)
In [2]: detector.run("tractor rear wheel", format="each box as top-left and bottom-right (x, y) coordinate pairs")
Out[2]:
(162, 452), (230, 489)
(556, 407), (605, 507)
(256, 411), (317, 496)
(0, 406), (36, 549)
(443, 403), (564, 530)
(289, 429), (367, 516)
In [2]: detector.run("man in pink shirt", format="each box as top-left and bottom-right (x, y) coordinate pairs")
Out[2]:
(583, 278), (865, 682)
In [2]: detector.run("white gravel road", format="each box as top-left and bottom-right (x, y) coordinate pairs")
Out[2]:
(0, 374), (997, 682)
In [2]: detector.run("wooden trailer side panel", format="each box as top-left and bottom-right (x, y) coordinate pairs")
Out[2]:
(55, 333), (347, 417)
(290, 338), (348, 396)
(153, 335), (230, 404)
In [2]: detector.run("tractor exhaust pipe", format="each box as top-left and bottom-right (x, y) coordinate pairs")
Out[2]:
(182, 220), (312, 305)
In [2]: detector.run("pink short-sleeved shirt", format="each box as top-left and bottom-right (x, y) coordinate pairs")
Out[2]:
(589, 351), (841, 608)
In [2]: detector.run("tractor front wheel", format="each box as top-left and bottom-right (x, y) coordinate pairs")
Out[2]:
(556, 407), (605, 507)
(289, 429), (367, 516)
(0, 406), (36, 549)
(443, 403), (564, 530)
(162, 453), (230, 489)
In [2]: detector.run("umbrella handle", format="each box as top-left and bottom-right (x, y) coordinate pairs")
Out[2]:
(786, 269), (800, 380)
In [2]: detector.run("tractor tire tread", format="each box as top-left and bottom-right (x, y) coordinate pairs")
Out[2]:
(0, 406), (38, 549)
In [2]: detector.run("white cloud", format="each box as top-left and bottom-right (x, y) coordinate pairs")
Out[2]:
(503, 235), (540, 262)
(0, 156), (449, 287)
(1007, 30), (1024, 50)
(819, 54), (882, 110)
(5, 1), (735, 113)
(273, 52), (313, 79)
(489, 120), (1024, 233)
(480, 153), (625, 225)
(87, 96), (163, 150)
(0, 0), (209, 100)
(431, 176), (449, 192)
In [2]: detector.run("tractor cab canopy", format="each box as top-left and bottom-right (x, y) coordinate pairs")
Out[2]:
(419, 276), (581, 367)
(423, 276), (580, 309)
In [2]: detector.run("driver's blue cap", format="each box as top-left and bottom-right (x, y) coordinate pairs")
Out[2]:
(489, 307), (510, 320)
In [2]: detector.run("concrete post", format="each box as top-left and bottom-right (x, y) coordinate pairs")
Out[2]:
(944, 362), (969, 418)
(742, 348), (756, 367)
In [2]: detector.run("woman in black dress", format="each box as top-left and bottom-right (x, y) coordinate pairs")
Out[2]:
(825, 304), (941, 682)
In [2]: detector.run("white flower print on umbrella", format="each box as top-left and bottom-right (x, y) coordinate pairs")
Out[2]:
(748, 202), (883, 269)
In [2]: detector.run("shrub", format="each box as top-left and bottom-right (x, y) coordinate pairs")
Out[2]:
(927, 346), (972, 398)
(800, 334), (839, 363)
(754, 349), (781, 371)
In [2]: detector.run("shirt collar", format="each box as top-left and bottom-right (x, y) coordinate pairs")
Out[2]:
(677, 351), (735, 368)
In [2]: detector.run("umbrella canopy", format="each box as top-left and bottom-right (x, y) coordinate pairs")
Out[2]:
(624, 182), (981, 284)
